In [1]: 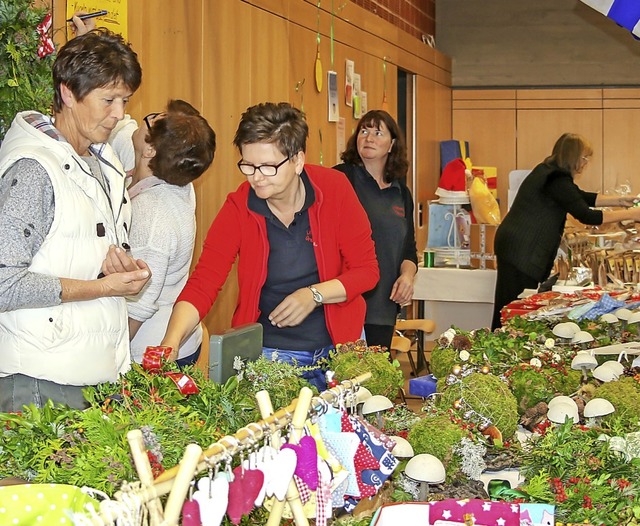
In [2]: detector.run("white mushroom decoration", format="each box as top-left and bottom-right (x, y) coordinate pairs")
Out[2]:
(355, 386), (373, 404)
(547, 395), (577, 410)
(404, 453), (446, 501)
(583, 398), (615, 426)
(600, 313), (619, 324)
(571, 351), (598, 381)
(389, 436), (414, 459)
(362, 394), (393, 428)
(592, 363), (620, 383)
(552, 322), (578, 340)
(571, 330), (594, 344)
(614, 308), (633, 321)
(627, 311), (640, 325)
(547, 401), (580, 424)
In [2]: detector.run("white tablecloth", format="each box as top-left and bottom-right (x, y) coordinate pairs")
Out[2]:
(413, 267), (497, 339)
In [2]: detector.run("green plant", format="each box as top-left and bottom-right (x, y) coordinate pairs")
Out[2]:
(328, 340), (404, 398)
(438, 371), (519, 440)
(0, 0), (55, 137)
(518, 421), (640, 524)
(595, 376), (640, 429)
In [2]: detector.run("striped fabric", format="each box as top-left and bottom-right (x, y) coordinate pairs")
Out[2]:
(581, 0), (640, 38)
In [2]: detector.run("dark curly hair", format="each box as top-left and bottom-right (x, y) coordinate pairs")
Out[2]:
(53, 29), (141, 113)
(146, 100), (216, 186)
(340, 110), (409, 184)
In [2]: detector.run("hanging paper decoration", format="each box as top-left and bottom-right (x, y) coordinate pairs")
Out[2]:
(381, 57), (389, 112)
(581, 0), (640, 39)
(315, 0), (323, 92)
(36, 12), (55, 58)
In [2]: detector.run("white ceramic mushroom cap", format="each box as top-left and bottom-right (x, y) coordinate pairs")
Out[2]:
(627, 311), (640, 325)
(547, 401), (580, 424)
(355, 386), (373, 404)
(361, 394), (393, 415)
(390, 436), (415, 458)
(592, 364), (620, 382)
(614, 308), (633, 321)
(571, 351), (598, 370)
(404, 453), (446, 483)
(552, 322), (577, 339)
(565, 321), (581, 334)
(600, 313), (619, 324)
(571, 330), (594, 344)
(584, 398), (615, 418)
(600, 360), (625, 375)
(547, 395), (578, 411)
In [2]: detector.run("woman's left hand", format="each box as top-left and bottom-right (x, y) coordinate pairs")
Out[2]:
(268, 288), (316, 328)
(390, 273), (414, 306)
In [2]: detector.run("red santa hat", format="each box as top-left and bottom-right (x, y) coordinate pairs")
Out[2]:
(439, 158), (467, 191)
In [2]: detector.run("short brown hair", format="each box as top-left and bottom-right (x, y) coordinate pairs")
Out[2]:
(146, 100), (216, 186)
(53, 29), (141, 113)
(233, 102), (308, 158)
(340, 110), (409, 183)
(545, 133), (593, 175)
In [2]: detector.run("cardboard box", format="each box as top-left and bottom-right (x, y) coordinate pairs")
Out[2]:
(470, 223), (497, 269)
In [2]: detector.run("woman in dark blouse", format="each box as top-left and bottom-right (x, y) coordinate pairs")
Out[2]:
(491, 132), (640, 330)
(334, 110), (418, 350)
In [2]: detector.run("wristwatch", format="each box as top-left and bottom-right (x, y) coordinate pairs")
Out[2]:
(308, 286), (324, 307)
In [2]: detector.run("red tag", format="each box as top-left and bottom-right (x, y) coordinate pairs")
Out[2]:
(165, 372), (200, 395)
(142, 346), (173, 373)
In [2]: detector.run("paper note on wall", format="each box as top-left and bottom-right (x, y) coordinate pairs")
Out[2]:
(66, 0), (127, 39)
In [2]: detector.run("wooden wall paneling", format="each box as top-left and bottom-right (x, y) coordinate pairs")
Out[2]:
(452, 91), (516, 217)
(126, 0), (204, 119)
(515, 109), (603, 193)
(603, 108), (640, 195)
(198, 0), (255, 333)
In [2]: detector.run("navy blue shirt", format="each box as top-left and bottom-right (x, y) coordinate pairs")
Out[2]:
(248, 170), (332, 351)
(334, 163), (417, 326)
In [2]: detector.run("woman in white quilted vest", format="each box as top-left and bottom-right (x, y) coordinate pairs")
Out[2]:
(0, 29), (151, 412)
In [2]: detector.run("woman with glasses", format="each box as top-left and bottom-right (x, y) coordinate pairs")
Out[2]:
(333, 110), (417, 351)
(491, 132), (640, 330)
(161, 102), (379, 391)
(120, 100), (216, 366)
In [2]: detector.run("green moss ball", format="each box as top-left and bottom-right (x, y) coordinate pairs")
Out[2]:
(438, 372), (519, 440)
(595, 377), (640, 429)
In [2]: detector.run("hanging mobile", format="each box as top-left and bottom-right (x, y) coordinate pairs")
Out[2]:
(314, 0), (323, 92)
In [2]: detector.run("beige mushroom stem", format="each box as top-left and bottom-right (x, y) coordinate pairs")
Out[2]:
(418, 481), (430, 501)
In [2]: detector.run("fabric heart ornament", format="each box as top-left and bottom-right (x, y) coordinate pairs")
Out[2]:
(267, 447), (297, 500)
(282, 435), (318, 490)
(192, 472), (229, 526)
(241, 449), (271, 506)
(181, 498), (201, 526)
(227, 465), (264, 525)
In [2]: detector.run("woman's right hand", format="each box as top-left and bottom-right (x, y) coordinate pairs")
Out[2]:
(69, 12), (96, 36)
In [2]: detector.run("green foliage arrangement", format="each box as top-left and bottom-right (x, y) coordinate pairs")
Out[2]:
(438, 371), (519, 440)
(0, 0), (55, 137)
(595, 376), (640, 429)
(406, 413), (465, 480)
(518, 421), (640, 525)
(429, 345), (458, 379)
(328, 340), (404, 398)
(0, 364), (257, 494)
(235, 354), (315, 410)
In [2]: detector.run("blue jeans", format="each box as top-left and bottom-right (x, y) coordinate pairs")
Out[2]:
(262, 346), (333, 392)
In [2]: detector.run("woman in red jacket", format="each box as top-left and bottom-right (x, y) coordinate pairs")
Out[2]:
(162, 102), (379, 390)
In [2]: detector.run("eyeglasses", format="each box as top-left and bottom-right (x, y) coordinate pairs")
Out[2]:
(237, 156), (290, 177)
(581, 156), (591, 163)
(143, 112), (162, 130)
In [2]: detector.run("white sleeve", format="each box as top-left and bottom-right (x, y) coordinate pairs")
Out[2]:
(108, 115), (138, 172)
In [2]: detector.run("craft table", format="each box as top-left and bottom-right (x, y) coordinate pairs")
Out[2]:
(412, 267), (497, 340)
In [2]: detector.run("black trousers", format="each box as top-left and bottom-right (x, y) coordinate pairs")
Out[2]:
(491, 257), (539, 331)
(364, 323), (396, 351)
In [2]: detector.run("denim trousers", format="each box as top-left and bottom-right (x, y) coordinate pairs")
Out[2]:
(262, 345), (333, 392)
